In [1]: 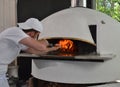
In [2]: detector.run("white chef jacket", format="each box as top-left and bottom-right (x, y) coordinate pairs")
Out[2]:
(0, 27), (29, 87)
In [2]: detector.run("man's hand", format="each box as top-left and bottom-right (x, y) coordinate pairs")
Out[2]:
(38, 39), (61, 52)
(55, 44), (61, 50)
(48, 44), (61, 51)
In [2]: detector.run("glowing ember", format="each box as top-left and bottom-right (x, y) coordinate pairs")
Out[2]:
(58, 39), (75, 52)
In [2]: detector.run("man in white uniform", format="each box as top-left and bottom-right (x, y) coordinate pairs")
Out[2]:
(0, 18), (60, 87)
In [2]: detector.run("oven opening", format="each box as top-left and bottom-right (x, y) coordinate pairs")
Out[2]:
(46, 38), (96, 56)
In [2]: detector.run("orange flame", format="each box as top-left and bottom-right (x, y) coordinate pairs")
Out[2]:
(58, 39), (75, 52)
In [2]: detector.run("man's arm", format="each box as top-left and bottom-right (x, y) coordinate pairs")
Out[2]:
(24, 46), (59, 55)
(19, 37), (60, 54)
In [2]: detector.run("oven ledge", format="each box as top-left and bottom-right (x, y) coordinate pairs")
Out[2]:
(18, 53), (115, 62)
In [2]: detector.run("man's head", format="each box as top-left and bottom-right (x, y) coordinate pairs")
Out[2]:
(23, 29), (40, 39)
(18, 18), (43, 39)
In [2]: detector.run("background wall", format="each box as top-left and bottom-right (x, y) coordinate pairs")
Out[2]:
(17, 0), (93, 22)
(17, 0), (71, 22)
(0, 0), (17, 32)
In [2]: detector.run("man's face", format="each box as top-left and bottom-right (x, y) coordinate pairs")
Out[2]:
(27, 31), (40, 40)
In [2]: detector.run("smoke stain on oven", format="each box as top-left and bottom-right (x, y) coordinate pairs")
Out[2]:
(46, 38), (96, 56)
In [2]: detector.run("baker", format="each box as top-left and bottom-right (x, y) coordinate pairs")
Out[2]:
(0, 18), (60, 87)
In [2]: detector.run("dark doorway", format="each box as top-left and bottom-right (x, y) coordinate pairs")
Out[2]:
(17, 0), (71, 22)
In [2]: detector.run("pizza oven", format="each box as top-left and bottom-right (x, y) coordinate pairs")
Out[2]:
(29, 0), (120, 86)
(39, 4), (97, 56)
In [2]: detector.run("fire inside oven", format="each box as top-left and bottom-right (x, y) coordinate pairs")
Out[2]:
(47, 38), (96, 56)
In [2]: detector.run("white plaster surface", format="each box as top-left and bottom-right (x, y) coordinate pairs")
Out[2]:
(32, 7), (120, 86)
